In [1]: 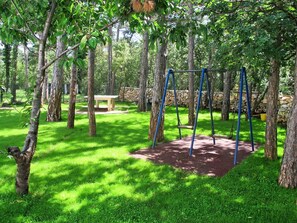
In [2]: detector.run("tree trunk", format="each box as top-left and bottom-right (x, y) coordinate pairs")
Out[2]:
(47, 36), (65, 122)
(8, 2), (56, 195)
(4, 43), (11, 93)
(264, 59), (280, 160)
(148, 38), (167, 141)
(116, 22), (121, 42)
(42, 72), (48, 105)
(67, 48), (78, 129)
(221, 71), (231, 120)
(11, 44), (18, 104)
(188, 2), (195, 126)
(23, 43), (30, 90)
(278, 47), (297, 188)
(88, 49), (96, 136)
(203, 47), (215, 108)
(251, 84), (268, 115)
(106, 26), (113, 95)
(138, 31), (149, 112)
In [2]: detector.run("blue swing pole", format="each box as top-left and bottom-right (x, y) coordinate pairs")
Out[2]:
(172, 71), (182, 139)
(205, 71), (216, 145)
(234, 68), (244, 165)
(152, 69), (173, 148)
(189, 68), (207, 156)
(243, 68), (255, 151)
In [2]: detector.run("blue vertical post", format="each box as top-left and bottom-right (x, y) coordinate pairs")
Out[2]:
(243, 68), (255, 151)
(189, 68), (206, 156)
(206, 71), (216, 145)
(152, 69), (173, 148)
(172, 71), (182, 139)
(234, 68), (244, 165)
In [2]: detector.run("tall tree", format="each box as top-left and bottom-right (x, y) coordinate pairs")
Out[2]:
(10, 44), (18, 104)
(106, 26), (114, 95)
(221, 71), (231, 120)
(187, 2), (195, 126)
(67, 48), (78, 129)
(148, 37), (167, 141)
(265, 58), (280, 160)
(138, 31), (149, 112)
(23, 43), (30, 90)
(7, 1), (57, 195)
(47, 35), (65, 121)
(3, 43), (11, 93)
(278, 46), (297, 188)
(87, 48), (96, 136)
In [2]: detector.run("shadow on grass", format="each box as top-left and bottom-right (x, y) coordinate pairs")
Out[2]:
(1, 154), (296, 223)
(1, 107), (296, 223)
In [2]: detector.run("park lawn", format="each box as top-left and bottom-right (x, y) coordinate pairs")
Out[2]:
(0, 102), (296, 223)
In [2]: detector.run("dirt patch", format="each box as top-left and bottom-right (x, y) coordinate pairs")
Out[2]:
(130, 135), (259, 177)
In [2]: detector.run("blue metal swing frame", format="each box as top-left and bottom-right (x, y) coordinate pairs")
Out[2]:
(152, 67), (254, 165)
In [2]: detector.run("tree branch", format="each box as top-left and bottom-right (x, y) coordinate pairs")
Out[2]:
(11, 0), (40, 41)
(41, 17), (123, 71)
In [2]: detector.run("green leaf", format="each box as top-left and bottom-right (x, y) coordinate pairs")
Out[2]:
(80, 35), (88, 49)
(88, 37), (97, 49)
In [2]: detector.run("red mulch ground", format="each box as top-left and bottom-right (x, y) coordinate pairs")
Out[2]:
(130, 135), (259, 177)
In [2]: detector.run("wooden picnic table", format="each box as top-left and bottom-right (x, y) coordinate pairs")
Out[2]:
(84, 95), (118, 111)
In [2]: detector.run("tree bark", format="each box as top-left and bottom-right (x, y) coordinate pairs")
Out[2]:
(67, 48), (78, 129)
(278, 47), (297, 188)
(116, 22), (121, 42)
(23, 43), (30, 90)
(8, 2), (56, 195)
(221, 71), (232, 120)
(148, 38), (167, 141)
(138, 31), (149, 112)
(47, 36), (65, 121)
(42, 71), (48, 105)
(106, 26), (113, 95)
(3, 43), (11, 93)
(264, 59), (280, 160)
(188, 2), (195, 126)
(11, 44), (18, 104)
(88, 49), (96, 136)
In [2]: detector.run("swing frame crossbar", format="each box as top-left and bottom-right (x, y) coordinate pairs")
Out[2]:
(152, 67), (255, 165)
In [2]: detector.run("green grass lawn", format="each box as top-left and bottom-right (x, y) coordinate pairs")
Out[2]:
(0, 100), (296, 223)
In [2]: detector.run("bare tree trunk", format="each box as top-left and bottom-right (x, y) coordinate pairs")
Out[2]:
(24, 43), (29, 90)
(188, 2), (195, 126)
(4, 43), (11, 93)
(88, 49), (96, 136)
(67, 48), (78, 129)
(116, 22), (121, 42)
(11, 44), (18, 104)
(265, 59), (280, 160)
(251, 84), (268, 115)
(278, 47), (297, 188)
(221, 71), (231, 120)
(42, 72), (48, 105)
(138, 31), (149, 112)
(8, 2), (56, 195)
(148, 38), (167, 141)
(47, 36), (65, 121)
(106, 26), (113, 95)
(203, 47), (215, 108)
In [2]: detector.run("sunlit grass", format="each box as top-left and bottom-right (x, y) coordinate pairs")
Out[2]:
(0, 101), (297, 223)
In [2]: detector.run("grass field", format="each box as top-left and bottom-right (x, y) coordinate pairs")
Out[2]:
(0, 99), (296, 223)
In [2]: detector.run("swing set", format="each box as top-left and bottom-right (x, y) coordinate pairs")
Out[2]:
(152, 67), (255, 165)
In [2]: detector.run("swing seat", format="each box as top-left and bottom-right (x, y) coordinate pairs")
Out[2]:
(177, 125), (194, 130)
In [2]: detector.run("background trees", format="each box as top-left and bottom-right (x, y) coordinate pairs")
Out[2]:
(1, 0), (297, 194)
